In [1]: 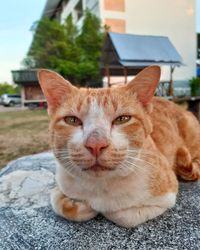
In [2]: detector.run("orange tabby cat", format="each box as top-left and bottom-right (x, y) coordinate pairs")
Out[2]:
(38, 66), (200, 228)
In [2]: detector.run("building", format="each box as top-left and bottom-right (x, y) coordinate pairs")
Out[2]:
(197, 33), (200, 76)
(12, 0), (196, 106)
(42, 0), (196, 84)
(12, 70), (46, 107)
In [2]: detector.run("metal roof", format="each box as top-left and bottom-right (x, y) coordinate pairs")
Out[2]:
(101, 32), (183, 75)
(12, 70), (38, 84)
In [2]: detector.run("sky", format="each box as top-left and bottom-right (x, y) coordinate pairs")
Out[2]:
(0, 0), (46, 83)
(0, 0), (200, 84)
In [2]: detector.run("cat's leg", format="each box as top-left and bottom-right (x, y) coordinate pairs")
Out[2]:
(51, 186), (98, 221)
(104, 193), (176, 228)
(104, 206), (168, 228)
(176, 147), (200, 181)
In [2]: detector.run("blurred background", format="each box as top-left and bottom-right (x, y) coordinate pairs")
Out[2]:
(0, 0), (200, 168)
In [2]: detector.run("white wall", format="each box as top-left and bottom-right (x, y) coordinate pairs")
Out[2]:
(60, 0), (100, 24)
(60, 0), (196, 81)
(124, 0), (196, 81)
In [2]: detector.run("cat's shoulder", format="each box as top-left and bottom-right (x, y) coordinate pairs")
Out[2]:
(151, 96), (190, 122)
(152, 96), (185, 113)
(152, 96), (173, 107)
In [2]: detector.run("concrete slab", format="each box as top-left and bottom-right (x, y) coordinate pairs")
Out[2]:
(0, 152), (199, 249)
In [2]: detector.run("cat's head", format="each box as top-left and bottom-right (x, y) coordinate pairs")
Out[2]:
(38, 66), (160, 178)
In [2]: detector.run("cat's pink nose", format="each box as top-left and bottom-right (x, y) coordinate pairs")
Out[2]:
(85, 131), (109, 157)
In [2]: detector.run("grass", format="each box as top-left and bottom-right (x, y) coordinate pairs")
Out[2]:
(0, 109), (50, 169)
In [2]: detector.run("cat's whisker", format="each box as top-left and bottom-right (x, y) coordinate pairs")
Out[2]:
(52, 149), (69, 153)
(123, 165), (148, 175)
(126, 148), (153, 153)
(118, 163), (143, 176)
(55, 152), (72, 160)
(126, 156), (156, 168)
(53, 147), (82, 153)
(57, 154), (88, 162)
(58, 160), (78, 177)
(123, 159), (150, 173)
(60, 160), (72, 165)
(52, 148), (70, 154)
(52, 145), (68, 151)
(57, 158), (72, 164)
(125, 160), (152, 172)
(119, 164), (138, 174)
(57, 157), (88, 176)
(127, 150), (162, 162)
(54, 152), (71, 157)
(126, 149), (157, 157)
(50, 133), (74, 139)
(53, 149), (69, 153)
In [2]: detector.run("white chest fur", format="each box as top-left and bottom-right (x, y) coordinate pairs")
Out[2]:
(56, 163), (152, 213)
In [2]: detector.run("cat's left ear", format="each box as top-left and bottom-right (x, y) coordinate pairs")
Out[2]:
(125, 66), (161, 106)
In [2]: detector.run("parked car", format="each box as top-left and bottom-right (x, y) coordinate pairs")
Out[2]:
(0, 94), (21, 106)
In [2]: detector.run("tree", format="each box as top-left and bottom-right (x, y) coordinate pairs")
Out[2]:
(52, 15), (82, 83)
(76, 10), (106, 85)
(23, 12), (106, 86)
(24, 17), (69, 69)
(78, 11), (105, 61)
(0, 83), (20, 95)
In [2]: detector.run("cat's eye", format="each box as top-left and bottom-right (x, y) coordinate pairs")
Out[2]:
(64, 116), (82, 126)
(113, 115), (131, 125)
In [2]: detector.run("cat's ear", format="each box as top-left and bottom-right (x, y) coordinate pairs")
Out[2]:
(37, 69), (76, 114)
(125, 66), (161, 106)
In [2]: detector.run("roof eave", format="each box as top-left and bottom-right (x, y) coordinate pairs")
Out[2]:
(41, 0), (61, 19)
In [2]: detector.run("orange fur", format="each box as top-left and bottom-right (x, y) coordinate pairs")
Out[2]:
(38, 66), (200, 228)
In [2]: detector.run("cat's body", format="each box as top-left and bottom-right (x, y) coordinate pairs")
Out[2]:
(38, 66), (200, 228)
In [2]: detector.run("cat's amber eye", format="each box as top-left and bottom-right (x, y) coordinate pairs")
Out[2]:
(113, 115), (131, 125)
(64, 116), (82, 126)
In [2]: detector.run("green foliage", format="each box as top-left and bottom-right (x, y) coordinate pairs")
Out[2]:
(78, 11), (104, 61)
(0, 83), (20, 96)
(189, 77), (200, 96)
(76, 10), (106, 84)
(23, 11), (106, 86)
(24, 17), (70, 69)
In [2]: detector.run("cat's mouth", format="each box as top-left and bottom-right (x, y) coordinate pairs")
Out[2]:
(83, 164), (114, 172)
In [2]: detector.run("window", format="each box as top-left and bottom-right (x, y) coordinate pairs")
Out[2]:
(75, 0), (83, 21)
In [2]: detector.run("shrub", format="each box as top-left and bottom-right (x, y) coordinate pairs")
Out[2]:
(189, 77), (200, 96)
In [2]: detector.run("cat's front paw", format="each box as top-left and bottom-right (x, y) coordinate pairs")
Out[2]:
(50, 187), (97, 222)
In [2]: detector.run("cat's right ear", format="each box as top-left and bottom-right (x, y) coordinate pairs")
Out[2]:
(37, 69), (76, 114)
(125, 66), (161, 107)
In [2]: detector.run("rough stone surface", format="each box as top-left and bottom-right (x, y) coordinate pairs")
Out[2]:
(0, 152), (200, 250)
